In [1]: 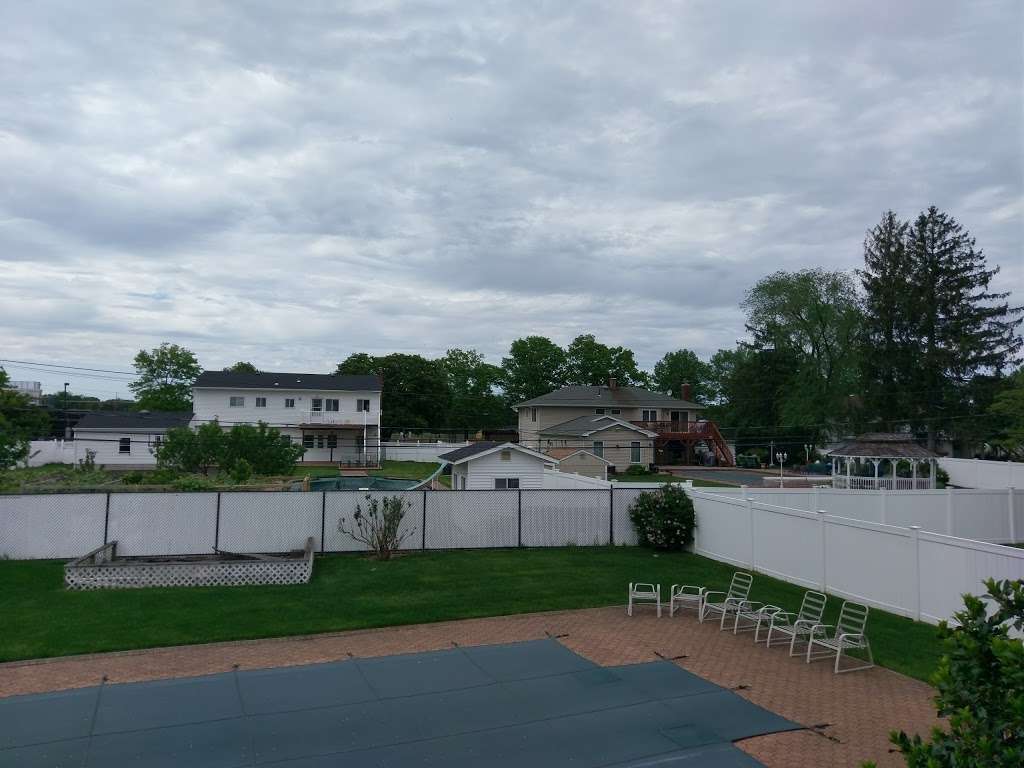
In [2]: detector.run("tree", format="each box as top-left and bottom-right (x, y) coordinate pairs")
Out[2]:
(154, 421), (225, 476)
(901, 207), (1023, 450)
(860, 211), (913, 425)
(652, 349), (714, 403)
(0, 368), (51, 469)
(563, 334), (646, 387)
(222, 422), (305, 475)
(501, 336), (567, 403)
(440, 348), (511, 432)
(988, 368), (1024, 457)
(224, 361), (259, 373)
(129, 343), (202, 411)
(335, 353), (450, 433)
(338, 494), (416, 560)
(741, 269), (863, 429)
(876, 578), (1024, 768)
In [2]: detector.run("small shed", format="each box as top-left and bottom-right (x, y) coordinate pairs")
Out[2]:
(543, 448), (612, 480)
(439, 442), (557, 490)
(827, 433), (939, 490)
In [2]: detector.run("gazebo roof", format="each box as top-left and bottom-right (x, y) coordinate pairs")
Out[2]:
(827, 433), (938, 459)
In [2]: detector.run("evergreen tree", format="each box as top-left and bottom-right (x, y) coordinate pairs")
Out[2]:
(859, 211), (912, 425)
(904, 207), (1022, 449)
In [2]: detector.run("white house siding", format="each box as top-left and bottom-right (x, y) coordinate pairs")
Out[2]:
(74, 430), (163, 468)
(460, 450), (551, 490)
(540, 427), (653, 471)
(191, 388), (381, 429)
(556, 452), (608, 480)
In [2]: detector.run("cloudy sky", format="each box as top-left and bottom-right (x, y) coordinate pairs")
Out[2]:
(2, 0), (1022, 397)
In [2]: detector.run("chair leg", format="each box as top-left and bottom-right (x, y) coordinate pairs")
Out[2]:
(627, 588), (633, 617)
(719, 607), (729, 631)
(656, 587), (662, 618)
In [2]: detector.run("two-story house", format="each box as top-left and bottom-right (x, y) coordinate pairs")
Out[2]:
(516, 379), (734, 468)
(190, 371), (383, 465)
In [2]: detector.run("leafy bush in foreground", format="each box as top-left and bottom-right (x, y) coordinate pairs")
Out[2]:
(628, 485), (696, 551)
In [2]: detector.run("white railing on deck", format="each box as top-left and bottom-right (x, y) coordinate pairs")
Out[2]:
(303, 410), (378, 426)
(833, 475), (933, 490)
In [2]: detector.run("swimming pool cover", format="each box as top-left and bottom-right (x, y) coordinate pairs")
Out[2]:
(0, 638), (801, 767)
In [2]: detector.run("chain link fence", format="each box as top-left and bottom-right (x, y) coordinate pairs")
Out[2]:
(0, 487), (658, 559)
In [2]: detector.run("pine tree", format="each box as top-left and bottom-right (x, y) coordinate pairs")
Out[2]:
(905, 207), (1022, 450)
(859, 211), (912, 426)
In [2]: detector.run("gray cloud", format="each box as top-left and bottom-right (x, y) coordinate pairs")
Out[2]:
(1, 0), (1021, 396)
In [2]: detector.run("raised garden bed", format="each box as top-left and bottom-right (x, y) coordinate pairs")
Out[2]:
(64, 538), (315, 590)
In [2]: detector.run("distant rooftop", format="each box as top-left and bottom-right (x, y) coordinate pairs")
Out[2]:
(827, 433), (938, 459)
(193, 371), (382, 391)
(517, 384), (701, 410)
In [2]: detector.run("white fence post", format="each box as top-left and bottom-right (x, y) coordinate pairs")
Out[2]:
(909, 526), (922, 621)
(817, 509), (828, 592)
(747, 498), (756, 569)
(946, 487), (955, 536)
(1009, 487), (1017, 544)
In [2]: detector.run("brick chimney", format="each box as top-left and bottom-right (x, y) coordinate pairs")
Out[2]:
(608, 377), (618, 390)
(681, 382), (692, 401)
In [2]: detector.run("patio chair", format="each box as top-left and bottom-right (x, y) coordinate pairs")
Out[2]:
(804, 600), (874, 673)
(730, 601), (783, 638)
(764, 590), (827, 650)
(699, 572), (753, 628)
(627, 583), (661, 618)
(668, 583), (705, 617)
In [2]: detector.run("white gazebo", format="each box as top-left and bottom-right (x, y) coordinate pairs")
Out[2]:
(827, 433), (939, 490)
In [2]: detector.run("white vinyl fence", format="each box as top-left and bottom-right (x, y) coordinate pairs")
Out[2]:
(939, 457), (1024, 489)
(379, 441), (470, 463)
(25, 440), (77, 467)
(3, 486), (1023, 626)
(688, 490), (1024, 625)
(693, 486), (1024, 545)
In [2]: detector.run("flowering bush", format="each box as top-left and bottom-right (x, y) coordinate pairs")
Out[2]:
(627, 485), (696, 551)
(338, 494), (415, 560)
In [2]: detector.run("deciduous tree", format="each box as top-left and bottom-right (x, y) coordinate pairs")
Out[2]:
(0, 368), (51, 469)
(129, 343), (201, 411)
(652, 349), (714, 403)
(563, 334), (646, 387)
(500, 336), (567, 403)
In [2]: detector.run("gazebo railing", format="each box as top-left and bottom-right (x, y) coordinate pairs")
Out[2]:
(832, 475), (933, 490)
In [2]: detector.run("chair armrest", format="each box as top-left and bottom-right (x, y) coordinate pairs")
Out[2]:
(807, 623), (833, 636)
(769, 611), (795, 626)
(670, 584), (705, 597)
(837, 632), (866, 643)
(702, 590), (727, 603)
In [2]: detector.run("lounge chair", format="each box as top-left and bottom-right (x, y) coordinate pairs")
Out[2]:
(699, 572), (753, 628)
(764, 590), (827, 649)
(627, 582), (661, 617)
(805, 600), (874, 673)
(730, 601), (783, 637)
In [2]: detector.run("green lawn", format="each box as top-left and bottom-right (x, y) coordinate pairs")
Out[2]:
(0, 548), (942, 681)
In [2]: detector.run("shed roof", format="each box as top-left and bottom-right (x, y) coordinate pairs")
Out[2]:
(544, 447), (613, 464)
(539, 414), (658, 438)
(437, 441), (556, 465)
(827, 433), (938, 459)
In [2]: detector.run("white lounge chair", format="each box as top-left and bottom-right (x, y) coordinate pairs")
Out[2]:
(805, 600), (874, 673)
(627, 582), (661, 617)
(668, 583), (705, 617)
(699, 572), (753, 628)
(731, 601), (783, 637)
(764, 590), (827, 650)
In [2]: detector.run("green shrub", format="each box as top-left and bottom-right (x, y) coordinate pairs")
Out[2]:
(229, 458), (253, 485)
(172, 475), (216, 491)
(627, 485), (696, 551)
(338, 494), (416, 560)
(866, 578), (1024, 768)
(121, 472), (146, 485)
(624, 464), (647, 476)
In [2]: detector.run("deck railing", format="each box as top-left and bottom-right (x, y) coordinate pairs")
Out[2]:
(832, 475), (934, 490)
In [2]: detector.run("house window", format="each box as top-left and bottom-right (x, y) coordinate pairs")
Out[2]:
(230, 396), (245, 407)
(284, 398), (295, 408)
(316, 435), (325, 449)
(592, 441), (603, 458)
(327, 434), (338, 449)
(631, 441), (641, 463)
(500, 449), (512, 461)
(152, 435), (162, 448)
(531, 407), (537, 422)
(494, 478), (520, 489)
(119, 437), (131, 454)
(595, 408), (605, 415)
(325, 399), (339, 412)
(610, 409), (620, 415)
(302, 435), (314, 448)
(311, 398), (323, 412)
(357, 399), (370, 412)
(641, 409), (656, 421)
(255, 397), (266, 408)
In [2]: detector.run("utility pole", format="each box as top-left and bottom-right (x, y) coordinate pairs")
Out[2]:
(63, 382), (70, 439)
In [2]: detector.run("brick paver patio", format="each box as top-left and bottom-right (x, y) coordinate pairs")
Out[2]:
(0, 606), (938, 766)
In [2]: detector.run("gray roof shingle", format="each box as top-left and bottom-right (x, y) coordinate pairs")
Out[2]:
(539, 414), (655, 437)
(516, 385), (702, 409)
(74, 411), (194, 432)
(193, 371), (382, 391)
(437, 441), (501, 462)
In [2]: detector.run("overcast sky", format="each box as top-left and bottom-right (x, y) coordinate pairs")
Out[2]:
(2, 0), (1022, 398)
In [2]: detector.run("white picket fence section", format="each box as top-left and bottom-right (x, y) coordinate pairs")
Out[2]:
(939, 457), (1024, 489)
(688, 490), (1024, 625)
